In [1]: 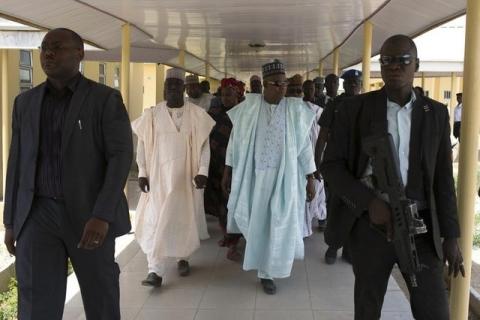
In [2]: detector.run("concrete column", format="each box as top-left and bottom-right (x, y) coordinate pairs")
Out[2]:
(1, 50), (9, 201)
(120, 24), (131, 196)
(450, 0), (480, 318)
(121, 23), (131, 115)
(205, 62), (210, 82)
(179, 49), (185, 68)
(362, 21), (373, 93)
(421, 72), (425, 89)
(333, 48), (340, 76)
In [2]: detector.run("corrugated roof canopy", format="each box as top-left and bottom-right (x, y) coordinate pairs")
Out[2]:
(0, 0), (466, 80)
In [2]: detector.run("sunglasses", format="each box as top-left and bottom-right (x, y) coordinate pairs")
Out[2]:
(379, 54), (416, 66)
(265, 80), (289, 87)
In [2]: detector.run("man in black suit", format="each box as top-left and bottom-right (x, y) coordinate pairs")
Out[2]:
(321, 34), (464, 319)
(3, 28), (133, 319)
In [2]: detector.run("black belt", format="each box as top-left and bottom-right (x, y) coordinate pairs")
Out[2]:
(35, 195), (65, 202)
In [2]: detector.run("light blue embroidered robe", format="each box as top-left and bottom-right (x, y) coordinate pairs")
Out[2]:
(225, 94), (316, 278)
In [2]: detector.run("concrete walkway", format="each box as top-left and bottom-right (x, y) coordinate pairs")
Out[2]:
(63, 215), (413, 320)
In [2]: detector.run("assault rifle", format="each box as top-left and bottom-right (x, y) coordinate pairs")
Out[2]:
(362, 134), (427, 287)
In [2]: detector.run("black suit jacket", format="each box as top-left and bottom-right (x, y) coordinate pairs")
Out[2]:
(3, 74), (133, 239)
(320, 88), (460, 259)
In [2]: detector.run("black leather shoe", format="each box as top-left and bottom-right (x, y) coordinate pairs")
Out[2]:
(325, 247), (338, 265)
(177, 260), (190, 277)
(260, 278), (277, 295)
(141, 272), (162, 287)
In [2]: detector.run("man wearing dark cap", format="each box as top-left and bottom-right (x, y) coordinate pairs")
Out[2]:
(340, 69), (363, 97)
(200, 79), (211, 94)
(319, 69), (363, 264)
(313, 76), (326, 108)
(321, 34), (463, 319)
(324, 73), (339, 104)
(222, 59), (316, 295)
(250, 75), (263, 94)
(286, 74), (304, 97)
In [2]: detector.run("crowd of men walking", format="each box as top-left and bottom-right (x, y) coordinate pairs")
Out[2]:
(2, 28), (465, 320)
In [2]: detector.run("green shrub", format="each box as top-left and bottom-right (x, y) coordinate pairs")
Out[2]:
(0, 278), (17, 320)
(68, 259), (74, 276)
(474, 233), (480, 248)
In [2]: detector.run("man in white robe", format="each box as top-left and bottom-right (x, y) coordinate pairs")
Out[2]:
(301, 79), (327, 237)
(287, 75), (327, 237)
(222, 60), (316, 295)
(132, 68), (215, 287)
(186, 74), (213, 112)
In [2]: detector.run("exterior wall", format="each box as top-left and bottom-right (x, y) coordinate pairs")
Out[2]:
(32, 50), (46, 85)
(155, 64), (165, 104)
(143, 63), (157, 110)
(210, 78), (220, 94)
(105, 62), (120, 89)
(82, 61), (100, 83)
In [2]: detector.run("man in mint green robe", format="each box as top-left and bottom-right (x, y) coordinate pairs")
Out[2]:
(222, 60), (316, 295)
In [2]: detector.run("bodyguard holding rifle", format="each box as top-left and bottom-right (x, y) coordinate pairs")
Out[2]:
(321, 34), (464, 320)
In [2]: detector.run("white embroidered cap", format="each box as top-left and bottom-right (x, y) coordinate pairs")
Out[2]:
(166, 68), (185, 81)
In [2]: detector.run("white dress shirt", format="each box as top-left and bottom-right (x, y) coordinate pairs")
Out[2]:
(386, 91), (416, 186)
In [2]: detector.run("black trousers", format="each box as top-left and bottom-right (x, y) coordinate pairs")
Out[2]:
(324, 195), (356, 250)
(349, 216), (449, 320)
(15, 197), (120, 320)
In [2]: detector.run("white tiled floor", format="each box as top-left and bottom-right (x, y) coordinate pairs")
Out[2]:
(63, 217), (414, 320)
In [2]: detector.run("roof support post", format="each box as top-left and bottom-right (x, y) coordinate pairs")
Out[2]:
(333, 48), (340, 76)
(362, 20), (373, 93)
(2, 49), (9, 201)
(450, 0), (480, 318)
(205, 62), (210, 82)
(319, 60), (324, 77)
(120, 23), (131, 196)
(179, 49), (185, 68)
(121, 23), (131, 115)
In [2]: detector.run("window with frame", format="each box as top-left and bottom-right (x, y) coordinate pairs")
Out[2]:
(99, 63), (106, 84)
(444, 90), (451, 100)
(19, 50), (33, 92)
